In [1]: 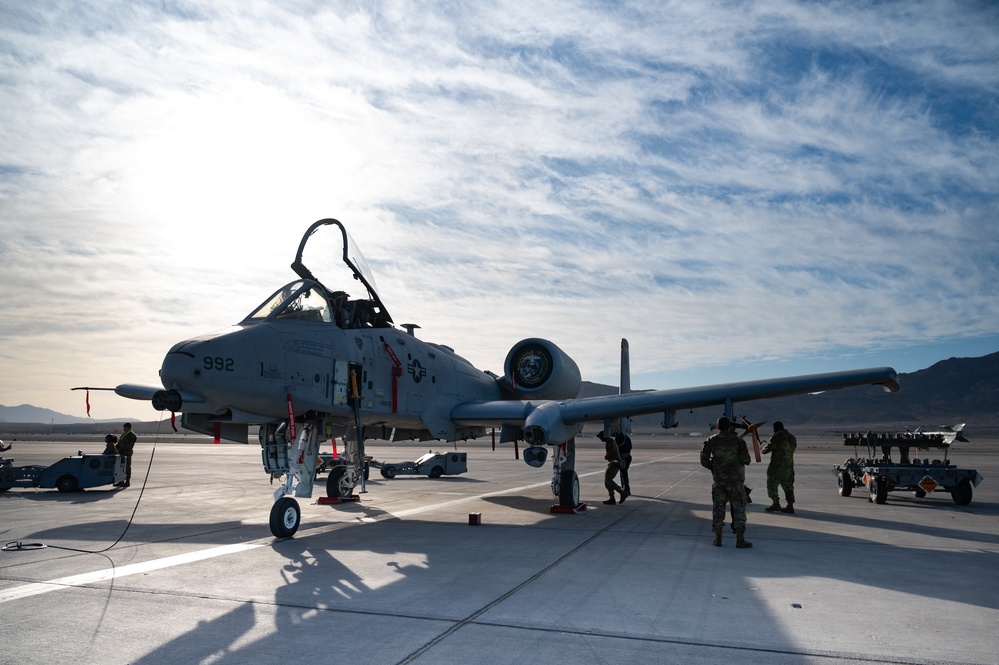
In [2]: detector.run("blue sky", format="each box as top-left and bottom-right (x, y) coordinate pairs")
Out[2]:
(1, 1), (997, 420)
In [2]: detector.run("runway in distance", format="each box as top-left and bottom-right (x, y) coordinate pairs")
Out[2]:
(97, 219), (900, 537)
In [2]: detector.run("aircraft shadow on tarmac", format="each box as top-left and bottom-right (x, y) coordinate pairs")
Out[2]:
(59, 492), (995, 665)
(480, 495), (562, 513)
(22, 519), (255, 546)
(1, 488), (122, 504)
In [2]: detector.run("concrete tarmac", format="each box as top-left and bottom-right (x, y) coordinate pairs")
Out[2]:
(2, 434), (997, 664)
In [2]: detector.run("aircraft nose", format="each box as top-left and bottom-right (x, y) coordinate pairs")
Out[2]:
(160, 342), (200, 390)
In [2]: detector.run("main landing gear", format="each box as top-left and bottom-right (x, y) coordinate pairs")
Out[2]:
(551, 437), (584, 513)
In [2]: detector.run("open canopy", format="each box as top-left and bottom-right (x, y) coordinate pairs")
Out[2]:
(288, 218), (394, 328)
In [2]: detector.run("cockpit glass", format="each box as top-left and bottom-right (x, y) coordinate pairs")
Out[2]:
(298, 225), (377, 296)
(245, 280), (332, 323)
(290, 219), (394, 327)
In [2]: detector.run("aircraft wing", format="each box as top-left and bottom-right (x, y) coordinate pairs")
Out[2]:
(451, 366), (899, 445)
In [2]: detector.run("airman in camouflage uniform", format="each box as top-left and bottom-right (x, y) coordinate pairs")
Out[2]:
(762, 421), (797, 514)
(700, 417), (752, 548)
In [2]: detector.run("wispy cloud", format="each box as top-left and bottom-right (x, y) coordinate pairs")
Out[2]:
(1, 0), (997, 416)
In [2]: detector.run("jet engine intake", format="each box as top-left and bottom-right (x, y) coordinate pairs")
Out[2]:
(503, 338), (581, 400)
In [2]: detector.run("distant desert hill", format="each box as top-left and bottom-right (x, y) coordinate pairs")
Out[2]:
(579, 351), (999, 436)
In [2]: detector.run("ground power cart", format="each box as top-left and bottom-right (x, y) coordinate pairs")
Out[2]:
(1, 447), (125, 492)
(375, 450), (468, 479)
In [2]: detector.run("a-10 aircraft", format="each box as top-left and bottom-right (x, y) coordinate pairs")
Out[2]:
(108, 219), (900, 537)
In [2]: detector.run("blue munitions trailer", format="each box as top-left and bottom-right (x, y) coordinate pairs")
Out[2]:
(832, 432), (983, 505)
(0, 448), (126, 492)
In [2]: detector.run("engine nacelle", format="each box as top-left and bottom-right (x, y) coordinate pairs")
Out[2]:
(503, 338), (581, 400)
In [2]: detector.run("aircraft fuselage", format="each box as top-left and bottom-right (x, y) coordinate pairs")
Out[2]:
(157, 317), (503, 441)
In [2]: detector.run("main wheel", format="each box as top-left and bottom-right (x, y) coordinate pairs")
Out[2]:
(429, 466), (444, 478)
(837, 471), (853, 497)
(326, 465), (352, 499)
(951, 479), (973, 506)
(269, 497), (301, 538)
(558, 469), (579, 507)
(56, 475), (78, 493)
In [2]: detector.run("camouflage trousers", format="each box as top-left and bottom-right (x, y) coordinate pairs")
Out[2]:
(766, 463), (795, 503)
(712, 480), (747, 533)
(604, 461), (623, 498)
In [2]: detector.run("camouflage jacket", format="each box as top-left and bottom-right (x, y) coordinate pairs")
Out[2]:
(762, 429), (797, 466)
(700, 431), (750, 484)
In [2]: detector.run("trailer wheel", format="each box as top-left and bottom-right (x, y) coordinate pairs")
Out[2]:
(269, 497), (301, 538)
(951, 479), (973, 506)
(871, 477), (888, 504)
(913, 488), (926, 498)
(56, 475), (78, 493)
(429, 466), (444, 478)
(558, 469), (579, 507)
(837, 471), (853, 497)
(384, 465), (397, 479)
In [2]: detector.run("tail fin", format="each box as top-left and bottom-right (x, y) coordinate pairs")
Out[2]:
(620, 338), (631, 396)
(954, 423), (969, 442)
(620, 338), (632, 436)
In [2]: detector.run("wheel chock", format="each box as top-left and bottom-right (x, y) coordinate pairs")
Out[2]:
(317, 495), (361, 505)
(550, 502), (587, 514)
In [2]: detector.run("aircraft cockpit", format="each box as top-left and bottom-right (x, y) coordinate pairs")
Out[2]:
(245, 280), (334, 324)
(243, 279), (389, 329)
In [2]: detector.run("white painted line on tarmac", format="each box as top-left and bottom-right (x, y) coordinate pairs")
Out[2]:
(0, 542), (265, 604)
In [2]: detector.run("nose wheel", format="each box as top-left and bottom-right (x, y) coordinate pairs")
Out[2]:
(269, 496), (301, 538)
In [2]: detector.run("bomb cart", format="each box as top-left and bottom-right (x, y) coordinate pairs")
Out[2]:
(832, 431), (983, 505)
(0, 445), (125, 492)
(374, 450), (467, 479)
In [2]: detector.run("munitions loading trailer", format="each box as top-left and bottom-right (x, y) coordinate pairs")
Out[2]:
(1, 448), (125, 492)
(832, 432), (983, 505)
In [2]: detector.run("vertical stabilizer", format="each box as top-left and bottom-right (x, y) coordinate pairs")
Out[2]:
(620, 338), (631, 395)
(620, 338), (632, 435)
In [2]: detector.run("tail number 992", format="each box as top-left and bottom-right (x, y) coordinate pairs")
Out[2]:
(204, 356), (235, 371)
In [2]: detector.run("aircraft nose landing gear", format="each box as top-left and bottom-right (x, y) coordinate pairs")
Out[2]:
(270, 496), (301, 538)
(262, 420), (323, 538)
